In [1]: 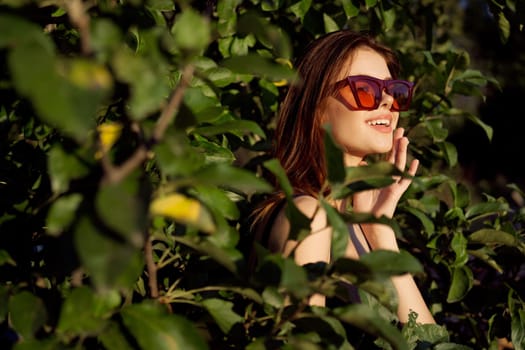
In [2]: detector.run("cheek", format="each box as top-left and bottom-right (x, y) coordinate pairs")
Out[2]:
(392, 112), (399, 128)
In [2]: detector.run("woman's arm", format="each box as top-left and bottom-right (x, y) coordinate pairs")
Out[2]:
(354, 128), (435, 324)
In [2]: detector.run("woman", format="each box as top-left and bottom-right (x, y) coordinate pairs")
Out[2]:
(251, 30), (435, 324)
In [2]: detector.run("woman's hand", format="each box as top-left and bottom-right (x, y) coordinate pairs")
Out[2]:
(352, 127), (419, 219)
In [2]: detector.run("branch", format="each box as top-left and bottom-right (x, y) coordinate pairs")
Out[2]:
(65, 0), (92, 55)
(145, 236), (158, 298)
(153, 64), (195, 142)
(101, 64), (195, 184)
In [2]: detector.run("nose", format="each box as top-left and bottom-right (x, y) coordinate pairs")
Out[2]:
(380, 90), (394, 110)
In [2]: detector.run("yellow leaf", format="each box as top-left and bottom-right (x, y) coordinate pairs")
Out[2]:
(96, 122), (122, 159)
(150, 194), (215, 233)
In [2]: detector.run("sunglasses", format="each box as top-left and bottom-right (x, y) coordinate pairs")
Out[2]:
(334, 75), (414, 112)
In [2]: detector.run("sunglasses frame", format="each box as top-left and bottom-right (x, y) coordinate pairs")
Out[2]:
(334, 75), (414, 112)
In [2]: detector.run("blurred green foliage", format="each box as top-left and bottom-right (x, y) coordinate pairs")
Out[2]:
(0, 0), (524, 349)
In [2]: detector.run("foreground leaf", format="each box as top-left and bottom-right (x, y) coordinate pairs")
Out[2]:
(121, 301), (208, 350)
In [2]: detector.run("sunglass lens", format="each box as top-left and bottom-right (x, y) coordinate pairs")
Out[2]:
(355, 81), (377, 108)
(389, 83), (410, 111)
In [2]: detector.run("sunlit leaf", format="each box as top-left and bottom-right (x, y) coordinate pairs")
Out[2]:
(447, 265), (473, 303)
(192, 163), (272, 195)
(450, 232), (468, 267)
(96, 122), (122, 159)
(150, 193), (216, 233)
(465, 202), (509, 220)
(172, 9), (210, 52)
(469, 229), (524, 251)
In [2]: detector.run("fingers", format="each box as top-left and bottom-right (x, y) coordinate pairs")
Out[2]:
(407, 158), (419, 177)
(387, 128), (404, 163)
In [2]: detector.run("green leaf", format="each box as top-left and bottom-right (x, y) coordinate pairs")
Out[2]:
(281, 258), (310, 299)
(12, 338), (61, 350)
(74, 216), (144, 292)
(57, 287), (120, 338)
(221, 54), (296, 81)
(0, 14), (54, 52)
(323, 124), (345, 184)
(192, 134), (236, 164)
(344, 162), (400, 187)
(193, 185), (239, 220)
(95, 174), (148, 246)
(359, 250), (423, 277)
(9, 45), (101, 141)
(9, 291), (47, 340)
(98, 320), (135, 350)
(172, 9), (210, 52)
(91, 18), (123, 58)
(469, 229), (524, 250)
(403, 206), (435, 237)
(191, 163), (272, 195)
(193, 120), (266, 139)
(401, 312), (450, 346)
(46, 193), (83, 236)
(288, 0), (312, 21)
(0, 250), (16, 267)
(334, 303), (408, 350)
(112, 48), (170, 120)
(201, 298), (243, 334)
(466, 113), (494, 141)
(497, 11), (511, 43)
(121, 301), (208, 350)
(263, 158), (293, 197)
(237, 11), (291, 58)
(0, 285), (9, 322)
(154, 130), (206, 177)
(447, 265), (473, 303)
(291, 315), (350, 347)
(217, 0), (241, 36)
(262, 286), (285, 308)
(440, 141), (458, 167)
(323, 13), (340, 33)
(509, 294), (525, 350)
(450, 232), (468, 267)
(47, 144), (90, 194)
(173, 236), (240, 274)
(465, 202), (509, 220)
(320, 199), (348, 261)
(341, 0), (360, 18)
(424, 119), (448, 142)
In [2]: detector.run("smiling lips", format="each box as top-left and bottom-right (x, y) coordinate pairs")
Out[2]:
(366, 116), (393, 133)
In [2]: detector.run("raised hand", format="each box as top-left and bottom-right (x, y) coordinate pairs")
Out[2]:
(352, 127), (419, 219)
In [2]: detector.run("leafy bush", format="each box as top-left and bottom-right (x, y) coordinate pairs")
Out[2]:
(0, 0), (523, 349)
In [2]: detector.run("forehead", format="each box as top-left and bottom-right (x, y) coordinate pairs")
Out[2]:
(338, 47), (391, 80)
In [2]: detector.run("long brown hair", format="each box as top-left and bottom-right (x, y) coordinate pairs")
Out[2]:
(251, 30), (401, 241)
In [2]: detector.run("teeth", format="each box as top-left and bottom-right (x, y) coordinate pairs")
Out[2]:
(367, 119), (390, 126)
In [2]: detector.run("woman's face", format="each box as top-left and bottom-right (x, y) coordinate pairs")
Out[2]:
(322, 47), (399, 166)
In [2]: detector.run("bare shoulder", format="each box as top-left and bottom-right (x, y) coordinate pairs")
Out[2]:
(292, 195), (320, 216)
(267, 195), (324, 253)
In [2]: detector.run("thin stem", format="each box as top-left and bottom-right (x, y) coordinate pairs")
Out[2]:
(144, 236), (158, 298)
